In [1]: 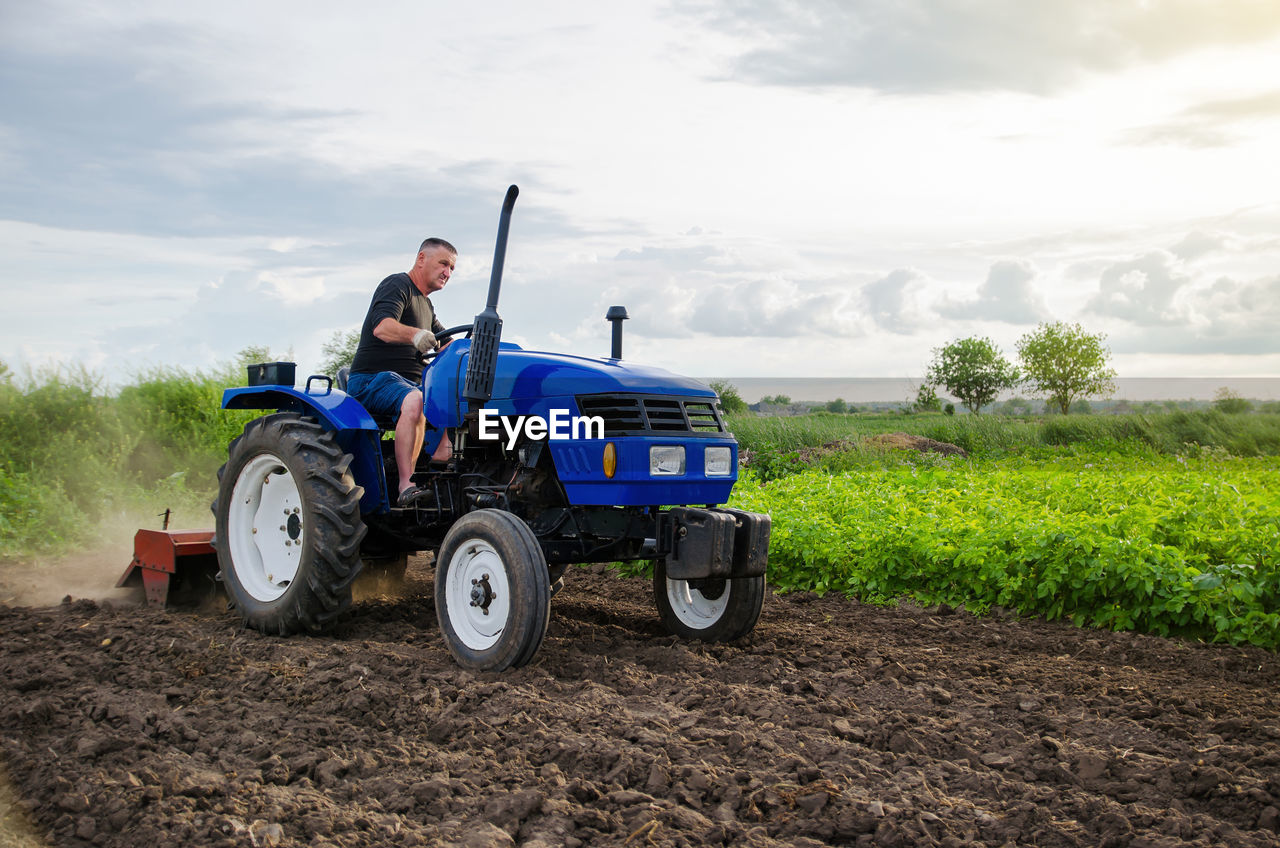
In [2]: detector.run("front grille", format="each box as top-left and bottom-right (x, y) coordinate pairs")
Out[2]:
(575, 393), (728, 436)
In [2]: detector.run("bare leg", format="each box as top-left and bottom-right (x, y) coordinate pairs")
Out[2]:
(430, 434), (453, 463)
(395, 390), (426, 495)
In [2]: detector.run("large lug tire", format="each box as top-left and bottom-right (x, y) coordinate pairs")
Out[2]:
(214, 413), (367, 634)
(653, 559), (764, 642)
(435, 509), (551, 671)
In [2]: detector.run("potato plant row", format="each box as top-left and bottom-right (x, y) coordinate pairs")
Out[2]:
(729, 453), (1280, 648)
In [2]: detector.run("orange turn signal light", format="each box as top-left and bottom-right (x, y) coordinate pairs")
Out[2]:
(603, 442), (617, 478)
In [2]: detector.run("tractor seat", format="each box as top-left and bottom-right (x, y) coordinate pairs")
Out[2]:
(334, 366), (397, 431)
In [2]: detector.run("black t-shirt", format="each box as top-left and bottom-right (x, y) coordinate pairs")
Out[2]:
(350, 273), (446, 381)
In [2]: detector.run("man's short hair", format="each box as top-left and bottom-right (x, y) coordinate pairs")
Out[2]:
(419, 237), (457, 255)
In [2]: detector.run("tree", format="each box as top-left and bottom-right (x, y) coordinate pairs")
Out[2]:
(1213, 387), (1252, 414)
(318, 328), (361, 377)
(914, 383), (942, 413)
(825, 397), (848, 414)
(1016, 322), (1116, 415)
(924, 336), (1019, 415)
(761, 394), (791, 406)
(708, 379), (747, 415)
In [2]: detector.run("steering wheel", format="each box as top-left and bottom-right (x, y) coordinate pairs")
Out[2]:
(418, 323), (474, 364)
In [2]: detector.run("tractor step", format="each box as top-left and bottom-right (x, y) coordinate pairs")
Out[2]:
(116, 529), (218, 608)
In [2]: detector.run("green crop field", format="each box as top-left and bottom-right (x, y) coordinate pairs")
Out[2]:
(724, 410), (1280, 649)
(729, 452), (1280, 649)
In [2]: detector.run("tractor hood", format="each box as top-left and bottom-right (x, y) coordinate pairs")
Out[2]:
(490, 346), (714, 399)
(430, 340), (715, 401)
(423, 340), (717, 427)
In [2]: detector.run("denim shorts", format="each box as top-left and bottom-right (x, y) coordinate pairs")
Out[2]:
(346, 371), (418, 422)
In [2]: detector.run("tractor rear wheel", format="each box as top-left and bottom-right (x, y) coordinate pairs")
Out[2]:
(435, 509), (550, 671)
(654, 560), (764, 642)
(214, 413), (366, 634)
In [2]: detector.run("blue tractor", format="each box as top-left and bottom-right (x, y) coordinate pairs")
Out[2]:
(212, 186), (769, 671)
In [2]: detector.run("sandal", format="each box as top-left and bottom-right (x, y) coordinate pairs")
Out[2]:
(397, 485), (431, 507)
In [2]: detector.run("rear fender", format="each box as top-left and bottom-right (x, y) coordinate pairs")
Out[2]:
(221, 385), (390, 514)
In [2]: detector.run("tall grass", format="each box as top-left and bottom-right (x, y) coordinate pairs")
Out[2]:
(0, 363), (254, 556)
(116, 366), (257, 481)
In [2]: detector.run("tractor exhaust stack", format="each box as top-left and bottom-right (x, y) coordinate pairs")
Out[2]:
(464, 184), (519, 406)
(606, 306), (629, 359)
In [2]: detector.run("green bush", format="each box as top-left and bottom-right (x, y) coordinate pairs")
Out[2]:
(0, 465), (86, 555)
(1213, 388), (1253, 414)
(0, 362), (252, 556)
(116, 368), (256, 482)
(708, 380), (747, 415)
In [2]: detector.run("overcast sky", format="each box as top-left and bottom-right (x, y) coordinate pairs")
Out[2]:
(2, 0), (1279, 389)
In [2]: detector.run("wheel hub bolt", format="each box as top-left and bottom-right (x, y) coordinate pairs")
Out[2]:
(468, 575), (496, 613)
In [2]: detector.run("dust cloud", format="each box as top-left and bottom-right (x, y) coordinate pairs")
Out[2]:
(0, 504), (215, 609)
(0, 767), (44, 848)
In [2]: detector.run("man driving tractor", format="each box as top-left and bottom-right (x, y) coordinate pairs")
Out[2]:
(347, 237), (457, 505)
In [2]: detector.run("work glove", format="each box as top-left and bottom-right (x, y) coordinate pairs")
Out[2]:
(412, 329), (437, 353)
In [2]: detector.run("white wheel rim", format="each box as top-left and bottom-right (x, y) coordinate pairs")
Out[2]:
(227, 453), (304, 602)
(665, 578), (730, 629)
(445, 539), (510, 651)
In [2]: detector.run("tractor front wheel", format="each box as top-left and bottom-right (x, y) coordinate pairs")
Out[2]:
(654, 560), (764, 642)
(214, 413), (366, 634)
(435, 509), (551, 671)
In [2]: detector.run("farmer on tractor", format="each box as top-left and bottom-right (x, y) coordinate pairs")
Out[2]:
(137, 185), (772, 672)
(347, 237), (458, 506)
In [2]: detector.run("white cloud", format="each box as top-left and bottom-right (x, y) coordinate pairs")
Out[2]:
(1122, 88), (1280, 148)
(677, 0), (1280, 95)
(1086, 251), (1191, 325)
(938, 259), (1050, 324)
(258, 270), (328, 306)
(1169, 230), (1229, 260)
(1173, 274), (1280, 354)
(862, 269), (930, 334)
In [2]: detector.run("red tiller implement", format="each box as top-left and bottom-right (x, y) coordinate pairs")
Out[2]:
(117, 528), (219, 608)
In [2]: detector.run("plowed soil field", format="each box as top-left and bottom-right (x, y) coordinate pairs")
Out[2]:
(2, 556), (1279, 848)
